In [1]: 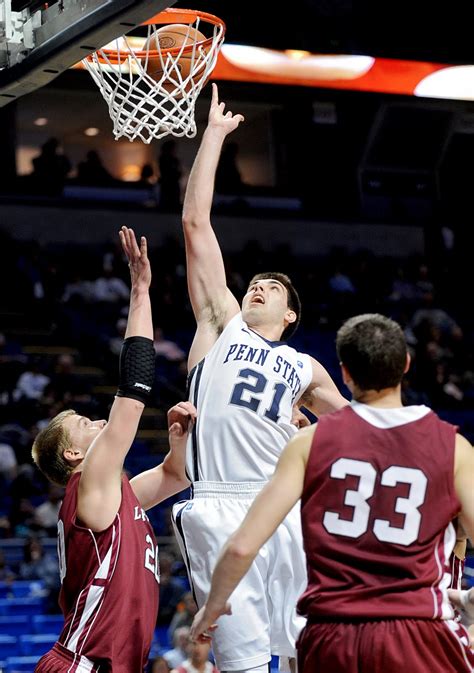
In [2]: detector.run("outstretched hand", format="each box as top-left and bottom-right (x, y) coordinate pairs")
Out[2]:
(208, 83), (244, 135)
(448, 588), (474, 626)
(190, 601), (232, 643)
(168, 401), (197, 438)
(291, 405), (311, 429)
(119, 226), (151, 291)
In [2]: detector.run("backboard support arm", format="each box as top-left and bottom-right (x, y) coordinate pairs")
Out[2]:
(0, 0), (175, 106)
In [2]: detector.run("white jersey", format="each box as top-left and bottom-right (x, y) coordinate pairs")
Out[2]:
(186, 313), (313, 483)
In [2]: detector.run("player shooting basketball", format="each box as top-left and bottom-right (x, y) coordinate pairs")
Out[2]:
(170, 84), (348, 673)
(31, 227), (192, 672)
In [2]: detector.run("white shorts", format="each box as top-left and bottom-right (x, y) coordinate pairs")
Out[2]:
(171, 481), (307, 672)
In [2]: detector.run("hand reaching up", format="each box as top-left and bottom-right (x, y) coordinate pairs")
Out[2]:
(208, 83), (244, 135)
(119, 226), (151, 292)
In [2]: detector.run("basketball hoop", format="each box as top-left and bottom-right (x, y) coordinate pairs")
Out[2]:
(83, 9), (225, 143)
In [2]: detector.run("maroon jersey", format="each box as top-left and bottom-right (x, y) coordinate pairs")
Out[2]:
(298, 403), (461, 621)
(56, 472), (159, 671)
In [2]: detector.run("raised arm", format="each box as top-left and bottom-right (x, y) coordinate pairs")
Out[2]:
(300, 357), (349, 417)
(130, 402), (193, 510)
(190, 425), (315, 642)
(183, 83), (243, 369)
(77, 227), (155, 531)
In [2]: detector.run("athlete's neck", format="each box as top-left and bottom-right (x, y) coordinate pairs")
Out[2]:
(352, 386), (402, 408)
(247, 322), (284, 342)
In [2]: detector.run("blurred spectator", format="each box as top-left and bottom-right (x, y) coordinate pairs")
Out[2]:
(17, 241), (46, 303)
(61, 273), (94, 305)
(0, 441), (17, 480)
(216, 141), (245, 194)
(0, 515), (11, 538)
(0, 331), (25, 363)
(150, 655), (171, 673)
(0, 332), (28, 405)
(0, 549), (16, 583)
(19, 537), (61, 612)
(163, 626), (190, 670)
(109, 317), (128, 358)
(34, 484), (64, 535)
(9, 464), (41, 536)
(158, 141), (182, 211)
(414, 263), (434, 298)
(77, 150), (114, 186)
(168, 592), (198, 639)
(327, 265), (356, 324)
(102, 238), (128, 275)
(10, 497), (36, 537)
(156, 552), (186, 626)
(46, 353), (91, 407)
(411, 293), (463, 341)
(154, 328), (186, 362)
(13, 360), (50, 402)
(388, 266), (417, 305)
(92, 268), (130, 304)
(329, 267), (356, 294)
(138, 163), (156, 188)
(31, 138), (71, 194)
(0, 423), (31, 464)
(172, 639), (218, 673)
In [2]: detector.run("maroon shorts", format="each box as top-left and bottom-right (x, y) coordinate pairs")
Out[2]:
(35, 642), (102, 672)
(297, 618), (474, 673)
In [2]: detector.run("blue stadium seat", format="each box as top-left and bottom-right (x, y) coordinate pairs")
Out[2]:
(31, 614), (63, 635)
(19, 634), (56, 656)
(0, 636), (19, 659)
(154, 626), (171, 650)
(0, 597), (45, 616)
(11, 581), (45, 598)
(0, 616), (31, 636)
(0, 540), (25, 566)
(4, 655), (40, 672)
(0, 582), (12, 598)
(0, 538), (58, 568)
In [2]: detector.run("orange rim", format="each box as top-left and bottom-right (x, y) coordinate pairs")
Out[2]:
(85, 8), (225, 65)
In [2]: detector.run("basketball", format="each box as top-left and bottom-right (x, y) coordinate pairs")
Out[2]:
(143, 24), (210, 93)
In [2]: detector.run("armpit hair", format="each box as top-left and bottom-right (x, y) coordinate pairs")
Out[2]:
(205, 301), (226, 335)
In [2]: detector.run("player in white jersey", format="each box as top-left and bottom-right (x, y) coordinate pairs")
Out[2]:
(171, 84), (348, 673)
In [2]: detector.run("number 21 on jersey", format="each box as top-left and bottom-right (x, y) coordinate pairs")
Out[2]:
(323, 458), (428, 546)
(230, 367), (287, 422)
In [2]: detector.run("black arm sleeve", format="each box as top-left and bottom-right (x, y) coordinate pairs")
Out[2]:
(116, 336), (155, 404)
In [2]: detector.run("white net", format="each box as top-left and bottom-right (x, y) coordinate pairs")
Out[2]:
(83, 15), (225, 143)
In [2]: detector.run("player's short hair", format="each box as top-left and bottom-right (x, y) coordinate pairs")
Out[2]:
(31, 409), (77, 486)
(336, 314), (407, 391)
(249, 272), (301, 340)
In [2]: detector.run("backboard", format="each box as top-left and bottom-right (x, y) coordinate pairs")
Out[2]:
(0, 0), (175, 107)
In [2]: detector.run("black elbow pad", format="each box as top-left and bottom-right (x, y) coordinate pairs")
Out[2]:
(117, 337), (155, 404)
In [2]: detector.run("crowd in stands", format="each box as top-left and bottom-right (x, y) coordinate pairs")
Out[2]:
(10, 137), (186, 210)
(7, 136), (257, 213)
(0, 229), (473, 664)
